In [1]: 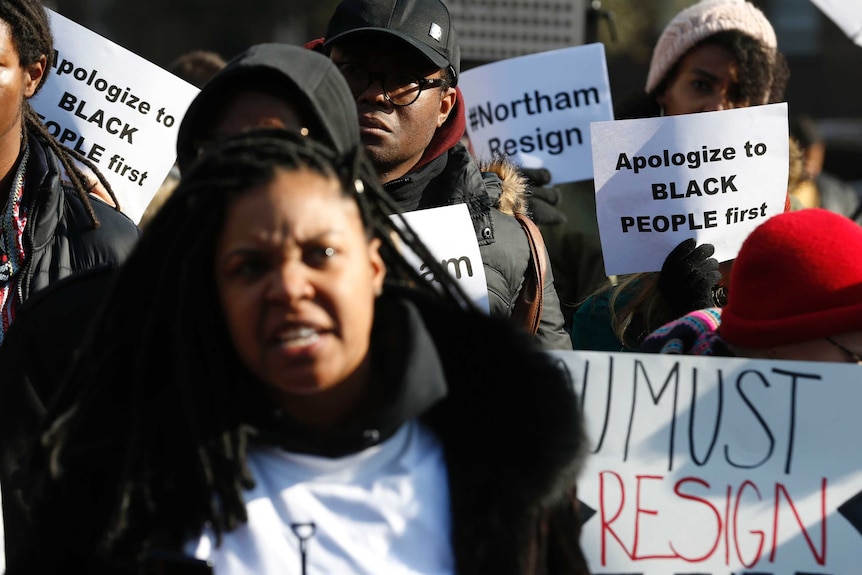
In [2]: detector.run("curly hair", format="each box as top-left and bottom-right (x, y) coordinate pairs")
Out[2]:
(1, 0), (119, 226)
(21, 130), (472, 569)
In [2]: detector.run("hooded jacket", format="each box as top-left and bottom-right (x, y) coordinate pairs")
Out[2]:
(176, 43), (360, 172)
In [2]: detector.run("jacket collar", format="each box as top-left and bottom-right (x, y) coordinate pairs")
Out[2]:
(22, 133), (63, 254)
(248, 294), (448, 458)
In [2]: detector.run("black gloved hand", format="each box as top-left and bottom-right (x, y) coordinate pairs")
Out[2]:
(519, 167), (567, 227)
(657, 238), (722, 317)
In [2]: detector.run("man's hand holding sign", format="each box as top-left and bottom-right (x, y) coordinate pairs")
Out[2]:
(592, 103), (789, 276)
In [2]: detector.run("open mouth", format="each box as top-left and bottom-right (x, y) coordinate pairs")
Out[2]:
(276, 326), (323, 349)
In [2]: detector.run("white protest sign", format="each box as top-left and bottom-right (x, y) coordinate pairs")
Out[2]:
(30, 10), (200, 224)
(459, 44), (614, 184)
(551, 350), (862, 575)
(592, 103), (789, 276)
(811, 0), (862, 46)
(393, 204), (490, 313)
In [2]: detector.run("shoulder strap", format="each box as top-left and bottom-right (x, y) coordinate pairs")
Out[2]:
(512, 213), (548, 335)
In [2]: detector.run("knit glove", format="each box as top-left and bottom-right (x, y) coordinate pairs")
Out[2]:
(520, 167), (567, 227)
(657, 238), (722, 318)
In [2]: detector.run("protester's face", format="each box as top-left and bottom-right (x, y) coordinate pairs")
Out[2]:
(657, 43), (745, 116)
(0, 20), (44, 143)
(330, 39), (456, 183)
(736, 330), (862, 363)
(212, 90), (307, 140)
(215, 168), (385, 403)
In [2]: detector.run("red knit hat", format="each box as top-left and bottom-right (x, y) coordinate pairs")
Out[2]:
(719, 208), (862, 348)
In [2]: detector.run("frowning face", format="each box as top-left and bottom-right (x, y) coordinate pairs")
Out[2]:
(214, 167), (385, 403)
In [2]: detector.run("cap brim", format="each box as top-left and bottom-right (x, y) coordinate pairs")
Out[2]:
(324, 27), (450, 72)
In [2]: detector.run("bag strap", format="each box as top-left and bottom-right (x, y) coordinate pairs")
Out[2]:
(512, 213), (548, 335)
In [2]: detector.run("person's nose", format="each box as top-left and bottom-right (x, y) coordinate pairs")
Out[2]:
(702, 96), (728, 113)
(267, 260), (314, 304)
(356, 74), (390, 107)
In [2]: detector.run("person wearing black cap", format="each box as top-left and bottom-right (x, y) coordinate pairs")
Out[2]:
(318, 0), (573, 350)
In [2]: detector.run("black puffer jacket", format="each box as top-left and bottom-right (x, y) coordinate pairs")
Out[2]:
(18, 132), (139, 301)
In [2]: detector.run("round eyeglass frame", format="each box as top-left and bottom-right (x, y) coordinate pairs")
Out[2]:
(336, 63), (449, 107)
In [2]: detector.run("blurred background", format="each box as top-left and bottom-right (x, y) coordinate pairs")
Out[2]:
(47, 0), (862, 185)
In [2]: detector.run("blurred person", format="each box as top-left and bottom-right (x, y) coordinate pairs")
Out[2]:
(8, 130), (589, 574)
(314, 0), (573, 350)
(641, 208), (862, 363)
(139, 49), (227, 228)
(169, 49), (227, 89)
(175, 43), (360, 170)
(0, 0), (140, 559)
(572, 0), (790, 351)
(789, 113), (862, 223)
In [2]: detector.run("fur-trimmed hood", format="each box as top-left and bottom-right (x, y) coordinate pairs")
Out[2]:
(479, 155), (529, 217)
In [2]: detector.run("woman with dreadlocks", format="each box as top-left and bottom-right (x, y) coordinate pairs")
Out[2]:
(0, 0), (138, 555)
(8, 129), (589, 575)
(0, 0), (137, 338)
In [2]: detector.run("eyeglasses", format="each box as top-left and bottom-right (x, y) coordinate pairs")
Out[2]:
(336, 63), (448, 107)
(825, 337), (862, 364)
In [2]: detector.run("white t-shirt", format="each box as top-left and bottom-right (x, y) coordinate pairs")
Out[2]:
(187, 421), (454, 575)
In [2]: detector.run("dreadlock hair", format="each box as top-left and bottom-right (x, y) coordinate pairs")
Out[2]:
(1, 0), (119, 227)
(27, 129), (472, 568)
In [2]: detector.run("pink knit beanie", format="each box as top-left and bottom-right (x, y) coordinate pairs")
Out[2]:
(645, 0), (777, 95)
(719, 209), (862, 348)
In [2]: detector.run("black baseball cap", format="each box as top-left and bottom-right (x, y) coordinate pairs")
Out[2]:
(324, 0), (460, 85)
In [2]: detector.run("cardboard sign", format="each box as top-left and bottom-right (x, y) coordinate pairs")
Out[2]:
(550, 350), (862, 574)
(30, 10), (200, 224)
(592, 104), (789, 276)
(811, 0), (862, 46)
(393, 204), (490, 313)
(459, 44), (614, 184)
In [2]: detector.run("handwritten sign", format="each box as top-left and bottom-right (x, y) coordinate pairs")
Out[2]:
(551, 350), (862, 574)
(393, 204), (490, 313)
(459, 44), (614, 184)
(592, 104), (789, 276)
(30, 10), (200, 224)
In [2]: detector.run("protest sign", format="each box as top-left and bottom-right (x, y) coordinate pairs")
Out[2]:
(393, 204), (490, 313)
(591, 103), (788, 276)
(810, 0), (862, 46)
(30, 10), (199, 224)
(551, 349), (862, 574)
(459, 44), (614, 184)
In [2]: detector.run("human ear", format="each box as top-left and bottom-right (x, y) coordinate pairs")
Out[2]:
(436, 87), (457, 128)
(23, 54), (46, 98)
(367, 237), (386, 296)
